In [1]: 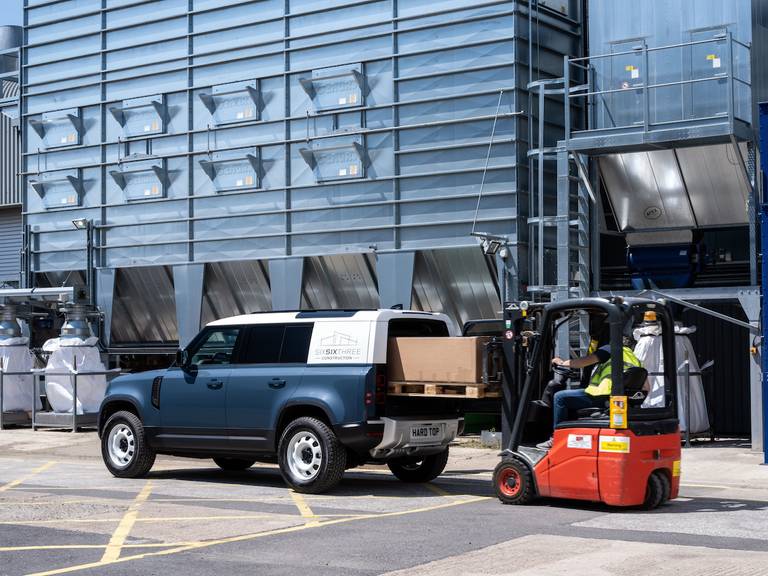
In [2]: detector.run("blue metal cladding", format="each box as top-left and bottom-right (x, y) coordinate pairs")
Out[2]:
(21, 0), (580, 284)
(587, 0), (760, 130)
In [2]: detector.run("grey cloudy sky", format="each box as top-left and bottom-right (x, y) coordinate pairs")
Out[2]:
(1, 0), (23, 26)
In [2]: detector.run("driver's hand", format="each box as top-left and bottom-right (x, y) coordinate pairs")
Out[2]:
(551, 357), (565, 366)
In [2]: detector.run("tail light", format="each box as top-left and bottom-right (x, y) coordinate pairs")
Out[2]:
(375, 367), (387, 407)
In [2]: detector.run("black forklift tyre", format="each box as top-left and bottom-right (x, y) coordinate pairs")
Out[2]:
(657, 470), (672, 505)
(387, 448), (450, 483)
(101, 411), (156, 478)
(494, 459), (535, 505)
(641, 471), (666, 510)
(213, 457), (256, 471)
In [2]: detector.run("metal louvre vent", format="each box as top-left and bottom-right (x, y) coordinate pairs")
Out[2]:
(109, 95), (167, 139)
(300, 63), (365, 112)
(29, 108), (83, 149)
(199, 148), (260, 192)
(29, 169), (84, 209)
(199, 79), (260, 126)
(110, 157), (169, 202)
(299, 136), (366, 183)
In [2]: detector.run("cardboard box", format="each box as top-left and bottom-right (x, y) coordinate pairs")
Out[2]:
(387, 337), (489, 384)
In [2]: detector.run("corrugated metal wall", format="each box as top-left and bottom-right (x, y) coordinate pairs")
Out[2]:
(0, 207), (21, 285)
(681, 303), (751, 437)
(0, 88), (20, 206)
(21, 0), (580, 295)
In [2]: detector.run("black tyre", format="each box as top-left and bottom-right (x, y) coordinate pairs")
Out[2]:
(657, 470), (672, 506)
(278, 417), (346, 494)
(387, 448), (450, 483)
(494, 458), (535, 505)
(641, 471), (665, 510)
(101, 410), (156, 478)
(213, 457), (256, 471)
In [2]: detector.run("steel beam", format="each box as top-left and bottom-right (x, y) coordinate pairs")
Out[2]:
(376, 251), (414, 310)
(269, 257), (303, 311)
(173, 264), (204, 348)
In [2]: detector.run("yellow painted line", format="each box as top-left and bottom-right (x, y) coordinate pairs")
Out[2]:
(0, 461), (56, 492)
(0, 542), (203, 552)
(100, 480), (152, 563)
(424, 483), (453, 498)
(25, 494), (490, 576)
(1, 513), (319, 526)
(680, 482), (734, 490)
(290, 491), (320, 526)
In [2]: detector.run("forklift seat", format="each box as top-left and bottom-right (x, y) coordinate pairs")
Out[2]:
(575, 366), (649, 419)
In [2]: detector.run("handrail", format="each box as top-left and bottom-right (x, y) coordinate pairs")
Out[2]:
(563, 33), (751, 135)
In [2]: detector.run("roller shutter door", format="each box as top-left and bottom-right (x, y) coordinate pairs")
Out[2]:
(0, 207), (21, 284)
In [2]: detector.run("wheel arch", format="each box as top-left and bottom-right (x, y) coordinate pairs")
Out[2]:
(98, 397), (142, 437)
(275, 402), (334, 451)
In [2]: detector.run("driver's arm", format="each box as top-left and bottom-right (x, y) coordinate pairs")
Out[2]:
(551, 353), (601, 369)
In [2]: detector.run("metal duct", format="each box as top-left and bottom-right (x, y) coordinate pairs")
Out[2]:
(301, 253), (378, 310)
(0, 26), (22, 51)
(201, 260), (271, 325)
(412, 247), (500, 330)
(112, 266), (177, 344)
(599, 143), (750, 232)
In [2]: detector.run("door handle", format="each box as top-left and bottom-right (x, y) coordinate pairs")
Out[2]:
(269, 378), (286, 389)
(207, 380), (224, 390)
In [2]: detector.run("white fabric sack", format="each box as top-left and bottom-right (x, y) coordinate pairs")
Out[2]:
(633, 324), (710, 433)
(43, 336), (106, 414)
(0, 337), (39, 412)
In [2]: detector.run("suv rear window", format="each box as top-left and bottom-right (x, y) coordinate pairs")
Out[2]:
(237, 323), (314, 364)
(387, 318), (449, 337)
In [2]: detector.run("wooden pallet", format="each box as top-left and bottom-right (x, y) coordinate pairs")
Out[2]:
(388, 381), (500, 399)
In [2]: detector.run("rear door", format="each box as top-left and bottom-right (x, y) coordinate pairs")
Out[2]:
(226, 323), (314, 452)
(157, 326), (241, 451)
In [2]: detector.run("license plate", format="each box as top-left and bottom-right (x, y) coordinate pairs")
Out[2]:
(409, 423), (445, 444)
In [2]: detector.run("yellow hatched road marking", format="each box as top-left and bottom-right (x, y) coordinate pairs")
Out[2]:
(0, 462), (56, 493)
(24, 494), (490, 576)
(290, 491), (320, 526)
(100, 480), (153, 563)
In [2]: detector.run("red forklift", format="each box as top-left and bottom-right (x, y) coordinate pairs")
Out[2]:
(491, 297), (681, 509)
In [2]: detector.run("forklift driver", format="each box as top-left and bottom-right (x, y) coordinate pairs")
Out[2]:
(537, 336), (644, 450)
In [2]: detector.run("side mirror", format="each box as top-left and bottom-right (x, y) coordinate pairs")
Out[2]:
(175, 348), (189, 368)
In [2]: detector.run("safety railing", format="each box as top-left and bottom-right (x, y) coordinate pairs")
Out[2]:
(0, 358), (121, 432)
(563, 33), (752, 141)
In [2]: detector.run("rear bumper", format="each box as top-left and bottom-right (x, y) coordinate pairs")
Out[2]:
(368, 416), (462, 459)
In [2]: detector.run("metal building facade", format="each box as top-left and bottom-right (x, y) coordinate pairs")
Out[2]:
(21, 0), (581, 345)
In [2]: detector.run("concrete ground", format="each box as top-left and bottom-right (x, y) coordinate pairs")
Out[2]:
(0, 430), (766, 576)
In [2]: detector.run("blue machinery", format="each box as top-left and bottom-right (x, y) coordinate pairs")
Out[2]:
(760, 101), (768, 463)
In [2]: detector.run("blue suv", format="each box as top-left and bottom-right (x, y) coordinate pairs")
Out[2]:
(99, 310), (463, 493)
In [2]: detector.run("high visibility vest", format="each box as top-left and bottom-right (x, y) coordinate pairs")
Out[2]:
(585, 346), (642, 397)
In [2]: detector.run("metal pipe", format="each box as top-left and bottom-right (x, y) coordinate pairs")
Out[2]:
(637, 289), (759, 333)
(72, 355), (77, 434)
(0, 357), (4, 431)
(683, 352), (691, 448)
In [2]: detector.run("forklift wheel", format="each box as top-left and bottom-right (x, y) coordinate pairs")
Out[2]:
(640, 471), (666, 510)
(494, 459), (534, 505)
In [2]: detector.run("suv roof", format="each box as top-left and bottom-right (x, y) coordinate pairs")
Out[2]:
(208, 309), (448, 327)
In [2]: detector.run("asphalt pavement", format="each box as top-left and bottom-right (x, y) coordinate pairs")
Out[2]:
(0, 431), (766, 576)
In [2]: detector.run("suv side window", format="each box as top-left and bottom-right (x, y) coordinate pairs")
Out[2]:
(280, 324), (313, 363)
(237, 325), (284, 364)
(236, 323), (314, 364)
(189, 328), (241, 365)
